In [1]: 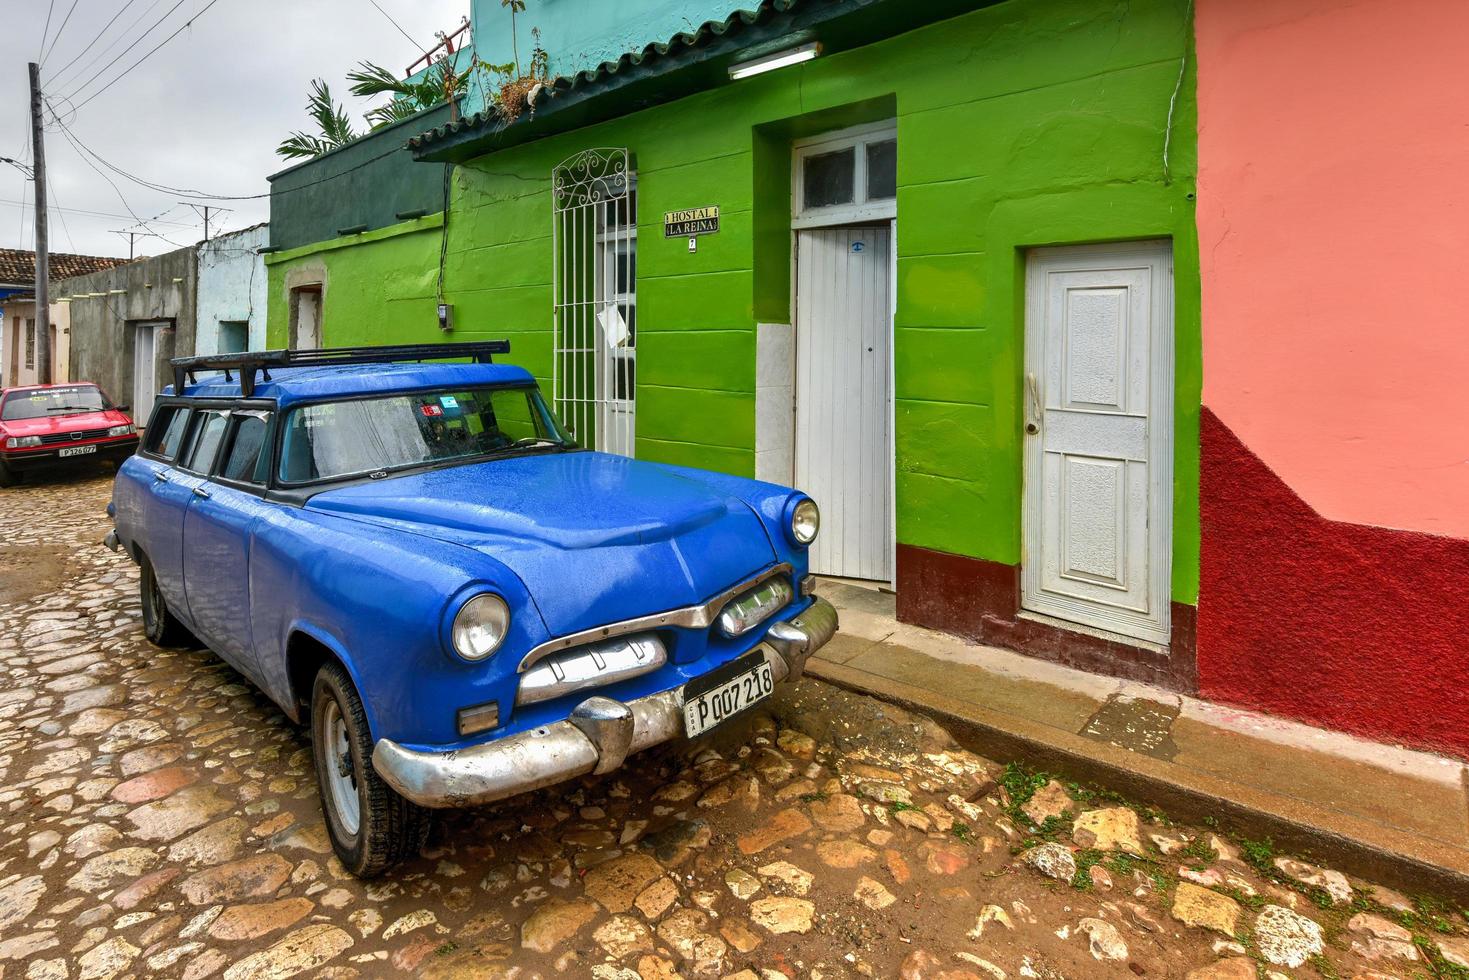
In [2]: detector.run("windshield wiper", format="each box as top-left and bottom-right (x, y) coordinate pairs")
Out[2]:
(46, 405), (92, 412)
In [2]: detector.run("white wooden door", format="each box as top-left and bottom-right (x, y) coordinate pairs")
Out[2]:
(1022, 242), (1173, 644)
(133, 322), (160, 418)
(795, 226), (893, 582)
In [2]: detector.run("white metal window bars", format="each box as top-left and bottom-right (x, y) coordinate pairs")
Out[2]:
(552, 148), (637, 457)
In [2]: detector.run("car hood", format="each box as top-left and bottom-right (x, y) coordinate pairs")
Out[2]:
(1, 409), (130, 437)
(304, 451), (780, 636)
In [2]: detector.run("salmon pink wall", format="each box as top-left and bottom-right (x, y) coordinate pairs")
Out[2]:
(1195, 0), (1469, 539)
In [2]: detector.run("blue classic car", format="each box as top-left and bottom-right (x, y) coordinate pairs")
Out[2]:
(106, 343), (836, 877)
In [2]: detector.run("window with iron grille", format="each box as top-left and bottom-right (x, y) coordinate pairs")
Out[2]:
(552, 149), (637, 457)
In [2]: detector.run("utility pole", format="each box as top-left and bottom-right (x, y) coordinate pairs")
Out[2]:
(28, 62), (51, 385)
(112, 230), (140, 260)
(183, 202), (230, 241)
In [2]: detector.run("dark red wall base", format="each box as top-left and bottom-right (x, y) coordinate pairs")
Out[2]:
(1199, 408), (1469, 759)
(895, 544), (1199, 693)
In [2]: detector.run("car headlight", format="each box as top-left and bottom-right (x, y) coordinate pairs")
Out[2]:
(106, 424), (135, 438)
(790, 498), (820, 546)
(718, 577), (794, 637)
(451, 594), (510, 661)
(6, 436), (40, 449)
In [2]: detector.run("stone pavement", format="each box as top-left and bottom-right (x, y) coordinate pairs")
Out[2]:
(0, 473), (1466, 980)
(813, 581), (1469, 897)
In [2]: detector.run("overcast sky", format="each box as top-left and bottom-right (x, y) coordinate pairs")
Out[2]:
(2, 0), (467, 258)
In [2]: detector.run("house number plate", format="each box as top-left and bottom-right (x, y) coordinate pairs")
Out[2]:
(682, 650), (774, 737)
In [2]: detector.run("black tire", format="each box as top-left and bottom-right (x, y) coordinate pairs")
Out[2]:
(311, 662), (430, 878)
(0, 460), (17, 487)
(139, 553), (194, 647)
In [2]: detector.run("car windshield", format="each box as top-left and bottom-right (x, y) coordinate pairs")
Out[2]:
(1, 386), (107, 420)
(279, 384), (575, 484)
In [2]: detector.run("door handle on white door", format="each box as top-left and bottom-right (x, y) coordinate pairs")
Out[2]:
(1025, 372), (1042, 435)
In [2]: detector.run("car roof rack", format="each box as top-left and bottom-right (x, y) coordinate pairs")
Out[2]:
(170, 341), (511, 398)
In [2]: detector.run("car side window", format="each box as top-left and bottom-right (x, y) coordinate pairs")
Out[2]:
(146, 406), (191, 460)
(183, 411), (229, 473)
(219, 414), (272, 485)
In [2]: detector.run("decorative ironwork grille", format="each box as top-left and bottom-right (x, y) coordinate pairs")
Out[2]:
(552, 148), (636, 457)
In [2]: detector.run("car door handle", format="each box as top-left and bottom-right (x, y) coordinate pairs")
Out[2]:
(153, 472), (169, 483)
(192, 486), (211, 500)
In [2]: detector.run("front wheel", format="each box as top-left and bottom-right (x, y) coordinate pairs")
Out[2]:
(139, 554), (193, 647)
(0, 460), (17, 487)
(311, 663), (430, 878)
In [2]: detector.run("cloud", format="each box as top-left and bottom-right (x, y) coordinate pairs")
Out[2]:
(3, 0), (467, 256)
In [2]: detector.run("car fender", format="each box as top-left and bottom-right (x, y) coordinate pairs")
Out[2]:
(249, 505), (552, 747)
(280, 617), (384, 736)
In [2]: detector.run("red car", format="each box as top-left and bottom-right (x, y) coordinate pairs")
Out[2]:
(0, 382), (140, 486)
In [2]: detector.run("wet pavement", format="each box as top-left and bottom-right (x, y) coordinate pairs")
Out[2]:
(1, 472), (1466, 980)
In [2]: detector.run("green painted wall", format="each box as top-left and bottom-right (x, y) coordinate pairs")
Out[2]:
(303, 0), (1202, 605)
(264, 216), (448, 348)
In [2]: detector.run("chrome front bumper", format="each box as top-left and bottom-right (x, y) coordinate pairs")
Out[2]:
(372, 596), (838, 809)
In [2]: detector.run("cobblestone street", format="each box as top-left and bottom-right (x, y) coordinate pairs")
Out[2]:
(0, 473), (1465, 980)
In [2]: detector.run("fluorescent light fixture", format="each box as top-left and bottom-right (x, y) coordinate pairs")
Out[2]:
(728, 42), (820, 81)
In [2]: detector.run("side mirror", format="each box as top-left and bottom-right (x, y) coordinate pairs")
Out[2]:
(116, 404), (131, 413)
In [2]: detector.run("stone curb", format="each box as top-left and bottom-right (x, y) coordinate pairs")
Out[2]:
(808, 659), (1469, 904)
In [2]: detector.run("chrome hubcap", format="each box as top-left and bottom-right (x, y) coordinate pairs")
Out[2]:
(321, 700), (360, 836)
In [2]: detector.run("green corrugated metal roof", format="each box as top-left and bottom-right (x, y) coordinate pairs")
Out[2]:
(409, 0), (991, 163)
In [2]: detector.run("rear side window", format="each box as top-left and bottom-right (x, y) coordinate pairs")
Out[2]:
(183, 411), (229, 472)
(146, 406), (191, 460)
(220, 414), (271, 485)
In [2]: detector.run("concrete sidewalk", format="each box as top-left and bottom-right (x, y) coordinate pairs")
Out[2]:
(811, 579), (1469, 899)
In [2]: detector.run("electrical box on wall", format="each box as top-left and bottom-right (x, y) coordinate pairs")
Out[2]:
(437, 303), (454, 332)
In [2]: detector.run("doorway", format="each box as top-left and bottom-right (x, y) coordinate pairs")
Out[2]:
(1021, 241), (1174, 645)
(790, 121), (897, 584)
(133, 321), (167, 420)
(291, 284), (322, 350)
(794, 225), (893, 582)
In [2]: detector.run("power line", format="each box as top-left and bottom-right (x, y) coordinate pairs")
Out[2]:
(40, 0), (84, 66)
(54, 124), (188, 248)
(45, 172), (77, 252)
(0, 198), (197, 227)
(70, 0), (226, 113)
(366, 0), (433, 60)
(56, 0), (192, 101)
(53, 116), (414, 202)
(37, 0), (59, 63)
(49, 0), (159, 88)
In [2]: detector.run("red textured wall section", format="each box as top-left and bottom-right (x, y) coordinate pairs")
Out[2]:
(1199, 408), (1469, 759)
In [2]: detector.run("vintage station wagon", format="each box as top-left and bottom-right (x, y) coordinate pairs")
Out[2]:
(106, 343), (836, 876)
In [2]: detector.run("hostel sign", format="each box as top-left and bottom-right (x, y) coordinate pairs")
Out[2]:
(664, 206), (720, 238)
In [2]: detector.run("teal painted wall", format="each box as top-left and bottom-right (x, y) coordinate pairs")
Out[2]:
(468, 0), (742, 78)
(314, 0), (1201, 605)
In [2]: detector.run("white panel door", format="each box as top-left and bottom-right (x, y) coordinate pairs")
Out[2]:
(133, 322), (160, 420)
(795, 226), (893, 582)
(1022, 242), (1173, 644)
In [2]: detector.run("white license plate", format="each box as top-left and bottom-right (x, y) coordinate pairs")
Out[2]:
(682, 655), (775, 737)
(57, 444), (97, 458)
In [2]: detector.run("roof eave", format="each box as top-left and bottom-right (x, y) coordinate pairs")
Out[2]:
(410, 0), (992, 164)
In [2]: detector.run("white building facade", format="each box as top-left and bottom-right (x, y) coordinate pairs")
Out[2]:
(195, 224), (268, 356)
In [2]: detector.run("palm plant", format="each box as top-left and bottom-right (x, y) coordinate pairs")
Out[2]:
(275, 80), (359, 160)
(347, 57), (474, 128)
